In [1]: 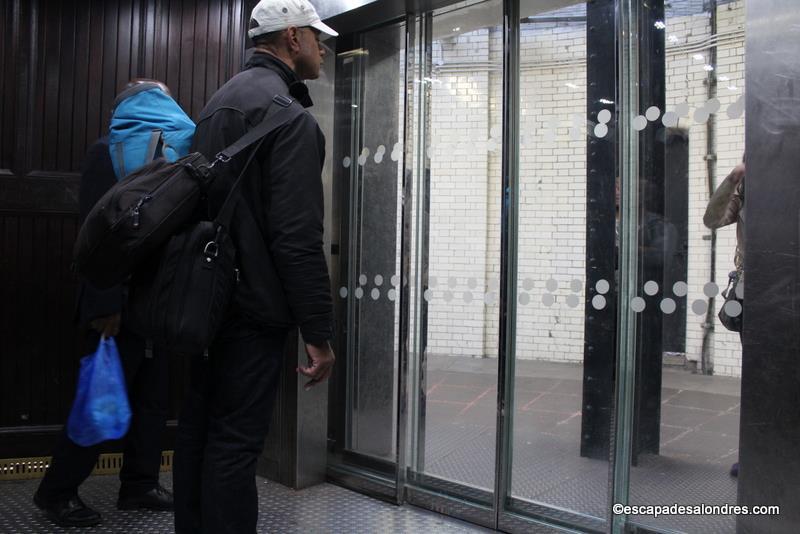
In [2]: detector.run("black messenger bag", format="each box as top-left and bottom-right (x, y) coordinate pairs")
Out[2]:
(73, 94), (302, 355)
(72, 94), (300, 289)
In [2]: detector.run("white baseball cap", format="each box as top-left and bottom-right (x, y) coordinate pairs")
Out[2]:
(248, 0), (338, 39)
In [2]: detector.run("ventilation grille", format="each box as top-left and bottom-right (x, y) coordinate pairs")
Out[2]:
(0, 451), (173, 481)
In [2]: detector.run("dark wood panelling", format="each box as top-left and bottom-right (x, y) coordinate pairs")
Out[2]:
(0, 0), (252, 456)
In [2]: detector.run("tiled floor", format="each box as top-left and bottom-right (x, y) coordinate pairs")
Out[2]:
(0, 474), (490, 533)
(1, 357), (741, 534)
(421, 356), (741, 533)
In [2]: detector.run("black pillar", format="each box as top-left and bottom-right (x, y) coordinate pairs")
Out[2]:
(632, 0), (666, 458)
(581, 0), (617, 460)
(737, 1), (800, 531)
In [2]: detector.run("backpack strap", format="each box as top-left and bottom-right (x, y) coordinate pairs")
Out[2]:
(145, 129), (163, 164)
(114, 142), (127, 178)
(206, 94), (298, 168)
(213, 95), (303, 228)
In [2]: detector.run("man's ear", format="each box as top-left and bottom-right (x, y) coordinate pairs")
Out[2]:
(286, 26), (301, 53)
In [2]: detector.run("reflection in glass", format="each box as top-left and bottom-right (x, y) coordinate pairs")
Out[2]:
(338, 23), (407, 462)
(628, 1), (745, 532)
(508, 1), (611, 528)
(408, 0), (504, 498)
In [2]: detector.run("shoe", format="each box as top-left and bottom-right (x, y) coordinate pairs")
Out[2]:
(730, 462), (739, 477)
(117, 484), (174, 511)
(33, 492), (102, 527)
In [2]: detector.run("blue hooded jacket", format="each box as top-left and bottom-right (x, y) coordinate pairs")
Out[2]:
(108, 83), (195, 179)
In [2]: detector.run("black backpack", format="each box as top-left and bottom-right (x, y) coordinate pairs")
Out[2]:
(73, 94), (303, 354)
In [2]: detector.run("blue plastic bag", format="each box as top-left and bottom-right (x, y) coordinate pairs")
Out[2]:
(66, 337), (132, 446)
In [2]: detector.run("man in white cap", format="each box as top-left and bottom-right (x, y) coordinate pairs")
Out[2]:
(174, 1), (337, 532)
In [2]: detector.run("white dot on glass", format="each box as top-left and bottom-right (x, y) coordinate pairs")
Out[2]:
(724, 300), (742, 317)
(359, 274), (367, 286)
(675, 102), (690, 117)
(596, 279), (610, 295)
(391, 275), (400, 286)
(443, 290), (453, 302)
(484, 292), (497, 305)
(339, 287), (348, 298)
(376, 144), (386, 154)
(546, 279), (558, 292)
(570, 279), (582, 293)
(673, 281), (688, 297)
(633, 115), (647, 131)
(374, 275), (383, 286)
(706, 98), (720, 113)
(489, 278), (499, 291)
(566, 295), (580, 308)
(390, 150), (401, 162)
(428, 276), (437, 288)
(393, 142), (402, 153)
(662, 111), (678, 127)
(691, 299), (707, 315)
(645, 106), (661, 121)
(694, 108), (710, 124)
(374, 152), (384, 164)
(448, 277), (457, 288)
(423, 289), (433, 302)
(727, 98), (744, 119)
(592, 294), (606, 310)
(371, 288), (380, 300)
(468, 277), (477, 289)
(343, 156), (351, 168)
(594, 124), (608, 138)
(490, 125), (500, 138)
(358, 155), (367, 166)
(463, 291), (473, 303)
(644, 281), (659, 296)
(598, 109), (612, 124)
(388, 289), (397, 301)
(354, 287), (364, 299)
(542, 293), (555, 307)
(360, 147), (370, 157)
(631, 297), (646, 312)
(703, 282), (719, 298)
(523, 278), (534, 291)
(660, 298), (676, 314)
(519, 292), (530, 305)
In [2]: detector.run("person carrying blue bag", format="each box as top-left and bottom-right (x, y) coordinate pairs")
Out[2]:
(34, 79), (194, 528)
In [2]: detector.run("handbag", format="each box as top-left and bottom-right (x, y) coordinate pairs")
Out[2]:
(66, 337), (132, 446)
(718, 270), (744, 333)
(125, 96), (303, 356)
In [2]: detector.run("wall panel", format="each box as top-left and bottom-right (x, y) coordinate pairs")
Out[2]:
(0, 0), (251, 456)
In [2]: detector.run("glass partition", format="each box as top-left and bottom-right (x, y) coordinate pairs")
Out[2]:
(326, 1), (800, 532)
(506, 1), (614, 531)
(406, 0), (504, 506)
(626, 1), (746, 532)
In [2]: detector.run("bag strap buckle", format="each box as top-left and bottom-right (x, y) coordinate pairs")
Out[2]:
(203, 241), (219, 258)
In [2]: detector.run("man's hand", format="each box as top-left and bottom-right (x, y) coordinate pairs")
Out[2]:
(297, 341), (335, 390)
(89, 313), (121, 338)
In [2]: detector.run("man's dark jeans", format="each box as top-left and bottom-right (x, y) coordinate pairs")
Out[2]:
(36, 327), (169, 504)
(173, 323), (288, 534)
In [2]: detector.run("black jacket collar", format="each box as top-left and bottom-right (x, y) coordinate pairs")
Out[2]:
(245, 51), (313, 108)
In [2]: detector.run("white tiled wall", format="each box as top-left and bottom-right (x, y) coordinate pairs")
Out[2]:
(347, 1), (746, 376)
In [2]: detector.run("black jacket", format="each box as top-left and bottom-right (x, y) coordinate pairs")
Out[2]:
(75, 137), (124, 326)
(191, 53), (333, 344)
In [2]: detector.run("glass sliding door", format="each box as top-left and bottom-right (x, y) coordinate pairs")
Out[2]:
(625, 0), (747, 532)
(502, 0), (616, 532)
(328, 21), (408, 494)
(404, 0), (504, 522)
